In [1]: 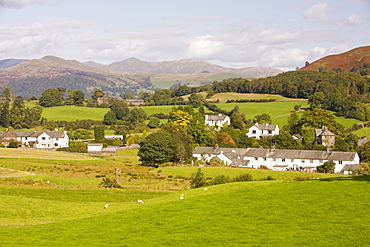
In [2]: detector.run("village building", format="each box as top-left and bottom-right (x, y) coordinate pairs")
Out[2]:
(193, 146), (360, 173)
(125, 99), (145, 106)
(0, 130), (69, 149)
(315, 126), (335, 146)
(246, 123), (279, 139)
(204, 114), (230, 130)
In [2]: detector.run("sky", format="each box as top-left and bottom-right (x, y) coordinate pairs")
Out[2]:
(0, 0), (369, 70)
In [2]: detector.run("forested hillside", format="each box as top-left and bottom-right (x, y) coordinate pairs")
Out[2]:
(199, 70), (370, 121)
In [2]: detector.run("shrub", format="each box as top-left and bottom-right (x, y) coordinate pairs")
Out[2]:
(7, 140), (19, 148)
(190, 168), (205, 188)
(98, 178), (122, 188)
(209, 175), (230, 185)
(57, 146), (87, 153)
(233, 173), (253, 182)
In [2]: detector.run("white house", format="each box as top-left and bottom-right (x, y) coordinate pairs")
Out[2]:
(246, 123), (279, 139)
(205, 114), (230, 130)
(0, 130), (69, 149)
(193, 146), (360, 173)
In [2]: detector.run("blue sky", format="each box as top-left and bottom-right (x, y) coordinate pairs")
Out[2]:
(0, 0), (369, 70)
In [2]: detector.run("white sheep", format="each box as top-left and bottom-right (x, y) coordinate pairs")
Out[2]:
(137, 199), (144, 204)
(180, 194), (184, 199)
(104, 204), (109, 209)
(203, 188), (208, 191)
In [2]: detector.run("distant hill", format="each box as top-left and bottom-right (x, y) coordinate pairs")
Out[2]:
(0, 59), (29, 69)
(84, 57), (282, 78)
(0, 56), (274, 99)
(299, 46), (370, 71)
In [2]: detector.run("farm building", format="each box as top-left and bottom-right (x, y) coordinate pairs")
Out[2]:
(193, 146), (360, 173)
(246, 123), (279, 139)
(0, 130), (69, 149)
(315, 126), (335, 146)
(205, 114), (230, 130)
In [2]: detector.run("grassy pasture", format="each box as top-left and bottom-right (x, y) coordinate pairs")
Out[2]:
(1, 177), (369, 246)
(352, 127), (370, 138)
(41, 106), (110, 121)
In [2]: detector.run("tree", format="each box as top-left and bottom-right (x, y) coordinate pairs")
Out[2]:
(253, 113), (272, 124)
(230, 112), (245, 130)
(357, 141), (370, 162)
(92, 89), (105, 100)
(214, 132), (236, 148)
(103, 110), (117, 125)
(147, 117), (160, 129)
(10, 96), (25, 129)
(94, 126), (105, 142)
(66, 90), (84, 105)
(188, 93), (204, 108)
(0, 100), (10, 128)
(127, 107), (147, 125)
(110, 99), (129, 120)
(282, 111), (301, 135)
(138, 131), (173, 167)
(300, 109), (340, 134)
(168, 109), (192, 127)
(123, 93), (134, 99)
(170, 131), (192, 164)
(23, 106), (42, 128)
(39, 88), (65, 107)
(316, 160), (335, 173)
(271, 131), (300, 149)
(308, 92), (324, 109)
(190, 168), (205, 188)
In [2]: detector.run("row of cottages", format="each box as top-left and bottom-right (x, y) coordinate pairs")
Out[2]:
(204, 114), (231, 130)
(193, 146), (360, 174)
(0, 130), (69, 149)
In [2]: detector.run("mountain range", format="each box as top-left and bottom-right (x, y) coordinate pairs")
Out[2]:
(0, 56), (282, 98)
(84, 57), (281, 77)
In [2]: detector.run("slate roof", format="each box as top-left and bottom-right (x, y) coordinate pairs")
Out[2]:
(315, 126), (334, 136)
(194, 147), (357, 162)
(0, 130), (66, 140)
(358, 138), (370, 147)
(255, 123), (278, 131)
(206, 114), (228, 121)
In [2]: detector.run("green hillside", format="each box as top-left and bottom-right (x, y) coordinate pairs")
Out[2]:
(1, 177), (369, 246)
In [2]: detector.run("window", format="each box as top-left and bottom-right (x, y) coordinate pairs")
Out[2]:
(263, 157), (267, 161)
(252, 130), (257, 134)
(272, 158), (276, 161)
(301, 160), (305, 163)
(339, 161), (343, 164)
(254, 157), (258, 161)
(268, 130), (272, 134)
(290, 159), (294, 162)
(310, 159), (313, 163)
(319, 160), (323, 163)
(54, 143), (58, 147)
(282, 158), (285, 162)
(42, 137), (46, 140)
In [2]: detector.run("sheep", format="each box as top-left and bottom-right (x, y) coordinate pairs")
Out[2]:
(137, 199), (144, 204)
(203, 188), (208, 191)
(104, 204), (109, 209)
(180, 194), (184, 199)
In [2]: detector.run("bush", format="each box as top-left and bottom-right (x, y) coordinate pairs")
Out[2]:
(98, 177), (122, 188)
(232, 173), (253, 182)
(190, 168), (206, 189)
(7, 140), (19, 148)
(208, 175), (230, 185)
(57, 146), (87, 153)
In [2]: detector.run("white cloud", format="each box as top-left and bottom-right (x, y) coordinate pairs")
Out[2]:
(339, 14), (360, 26)
(186, 35), (225, 59)
(0, 0), (57, 9)
(303, 3), (329, 21)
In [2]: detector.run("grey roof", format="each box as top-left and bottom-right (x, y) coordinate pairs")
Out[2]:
(342, 164), (361, 171)
(194, 147), (357, 162)
(0, 130), (66, 140)
(315, 126), (334, 137)
(358, 138), (370, 147)
(255, 123), (278, 131)
(206, 114), (228, 121)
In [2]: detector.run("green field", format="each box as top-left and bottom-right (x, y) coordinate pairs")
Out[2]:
(0, 149), (369, 246)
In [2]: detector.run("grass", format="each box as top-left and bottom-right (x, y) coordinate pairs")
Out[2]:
(0, 148), (368, 246)
(42, 105), (110, 121)
(0, 148), (97, 160)
(352, 127), (370, 138)
(1, 177), (369, 246)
